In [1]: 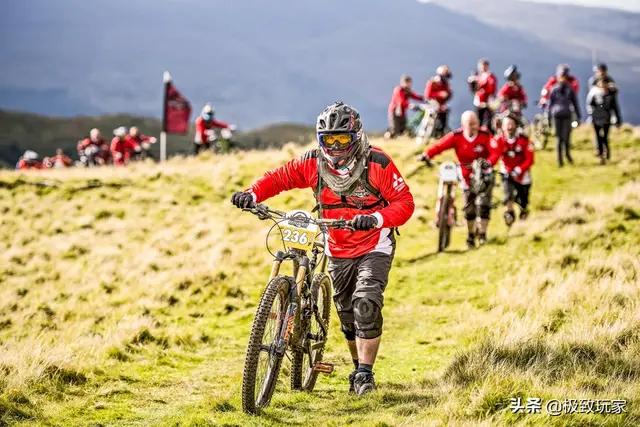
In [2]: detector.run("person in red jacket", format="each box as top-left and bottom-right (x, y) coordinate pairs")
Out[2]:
(16, 150), (43, 170)
(126, 126), (157, 161)
(419, 111), (500, 248)
(232, 102), (414, 396)
(385, 74), (423, 139)
(495, 115), (534, 225)
(539, 64), (579, 106)
(424, 65), (453, 137)
(43, 148), (73, 168)
(110, 126), (139, 166)
(77, 128), (110, 166)
(467, 58), (497, 131)
(194, 104), (235, 155)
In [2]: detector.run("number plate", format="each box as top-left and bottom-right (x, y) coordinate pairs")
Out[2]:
(280, 213), (319, 252)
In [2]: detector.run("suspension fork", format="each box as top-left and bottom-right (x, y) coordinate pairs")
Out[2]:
(278, 257), (309, 351)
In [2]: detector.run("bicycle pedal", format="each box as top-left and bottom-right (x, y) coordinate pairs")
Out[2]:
(312, 362), (334, 374)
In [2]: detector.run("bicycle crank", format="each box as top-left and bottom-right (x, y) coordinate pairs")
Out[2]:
(312, 362), (334, 374)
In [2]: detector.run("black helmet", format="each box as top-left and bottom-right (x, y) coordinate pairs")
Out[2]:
(504, 64), (520, 81)
(316, 101), (365, 169)
(593, 62), (608, 73)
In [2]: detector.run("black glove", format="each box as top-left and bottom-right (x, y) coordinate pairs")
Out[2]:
(231, 191), (255, 209)
(417, 154), (434, 168)
(353, 214), (378, 231)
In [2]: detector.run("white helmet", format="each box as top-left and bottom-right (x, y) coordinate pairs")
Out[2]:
(24, 150), (39, 160)
(113, 126), (127, 137)
(201, 103), (215, 120)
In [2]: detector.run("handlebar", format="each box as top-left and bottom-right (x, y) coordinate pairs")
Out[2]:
(242, 203), (355, 230)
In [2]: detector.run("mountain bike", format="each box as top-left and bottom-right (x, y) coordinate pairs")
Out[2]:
(240, 204), (353, 414)
(409, 100), (443, 145)
(433, 161), (459, 252)
(532, 103), (552, 150)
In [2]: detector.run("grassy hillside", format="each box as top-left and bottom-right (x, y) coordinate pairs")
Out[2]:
(0, 126), (639, 426)
(0, 110), (313, 167)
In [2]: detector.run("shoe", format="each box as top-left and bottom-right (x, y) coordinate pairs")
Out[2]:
(567, 158), (574, 165)
(348, 370), (357, 394)
(383, 131), (392, 139)
(477, 233), (487, 246)
(599, 156), (606, 165)
(503, 210), (515, 227)
(519, 210), (529, 221)
(353, 371), (376, 396)
(466, 235), (475, 250)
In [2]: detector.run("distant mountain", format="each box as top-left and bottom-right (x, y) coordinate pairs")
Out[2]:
(0, 0), (638, 129)
(0, 110), (313, 167)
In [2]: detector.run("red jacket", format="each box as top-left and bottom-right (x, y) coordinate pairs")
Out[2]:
(495, 134), (534, 184)
(77, 137), (106, 152)
(425, 129), (500, 187)
(126, 134), (154, 147)
(16, 159), (43, 170)
(540, 75), (579, 104)
(195, 116), (230, 144)
(388, 85), (423, 117)
(110, 136), (138, 166)
(473, 72), (497, 106)
(43, 154), (73, 168)
(249, 147), (415, 258)
(498, 82), (528, 107)
(424, 77), (452, 111)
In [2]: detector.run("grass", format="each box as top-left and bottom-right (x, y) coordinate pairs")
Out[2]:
(0, 125), (639, 426)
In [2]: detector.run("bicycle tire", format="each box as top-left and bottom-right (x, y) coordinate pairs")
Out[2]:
(438, 190), (452, 252)
(241, 275), (291, 414)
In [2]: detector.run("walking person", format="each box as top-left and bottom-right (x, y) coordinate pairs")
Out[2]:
(548, 68), (581, 167)
(587, 77), (622, 164)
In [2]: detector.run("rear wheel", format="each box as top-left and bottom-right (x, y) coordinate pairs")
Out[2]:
(437, 187), (452, 252)
(241, 276), (291, 414)
(291, 273), (331, 391)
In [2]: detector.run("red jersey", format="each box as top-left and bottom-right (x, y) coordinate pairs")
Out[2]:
(16, 159), (43, 170)
(77, 137), (107, 151)
(424, 77), (452, 111)
(110, 136), (138, 166)
(425, 129), (500, 187)
(126, 134), (154, 147)
(498, 82), (528, 106)
(44, 154), (73, 168)
(388, 85), (423, 117)
(248, 147), (415, 258)
(195, 116), (230, 144)
(540, 75), (579, 104)
(473, 72), (497, 106)
(495, 134), (534, 185)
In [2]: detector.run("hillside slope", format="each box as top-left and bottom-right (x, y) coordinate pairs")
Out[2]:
(0, 127), (639, 425)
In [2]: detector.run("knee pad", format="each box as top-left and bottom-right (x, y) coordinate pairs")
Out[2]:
(464, 205), (477, 221)
(478, 205), (492, 220)
(336, 310), (356, 341)
(353, 298), (383, 339)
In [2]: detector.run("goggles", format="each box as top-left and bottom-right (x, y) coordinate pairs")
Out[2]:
(318, 132), (357, 150)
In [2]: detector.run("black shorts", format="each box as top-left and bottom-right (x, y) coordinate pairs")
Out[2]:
(388, 113), (407, 137)
(328, 250), (394, 321)
(502, 174), (531, 209)
(463, 185), (494, 220)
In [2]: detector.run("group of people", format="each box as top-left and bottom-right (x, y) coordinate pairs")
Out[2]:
(15, 126), (157, 170)
(386, 59), (623, 166)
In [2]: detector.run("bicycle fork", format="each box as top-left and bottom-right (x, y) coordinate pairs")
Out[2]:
(274, 259), (308, 357)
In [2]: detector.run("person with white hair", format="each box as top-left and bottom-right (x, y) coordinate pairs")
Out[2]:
(419, 111), (500, 248)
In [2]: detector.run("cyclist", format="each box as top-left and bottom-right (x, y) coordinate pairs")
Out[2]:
(497, 65), (527, 128)
(424, 65), (453, 137)
(110, 126), (139, 166)
(43, 148), (73, 168)
(231, 101), (415, 396)
(540, 64), (579, 106)
(467, 58), (497, 131)
(548, 67), (581, 167)
(126, 126), (157, 159)
(194, 103), (235, 155)
(77, 128), (110, 166)
(418, 111), (500, 248)
(385, 74), (423, 139)
(16, 150), (43, 170)
(494, 115), (534, 225)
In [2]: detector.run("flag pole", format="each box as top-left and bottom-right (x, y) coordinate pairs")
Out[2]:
(161, 71), (171, 162)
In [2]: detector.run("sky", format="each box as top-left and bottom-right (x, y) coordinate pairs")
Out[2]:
(418, 0), (640, 12)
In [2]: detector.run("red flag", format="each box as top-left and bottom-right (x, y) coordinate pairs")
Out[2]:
(163, 80), (191, 134)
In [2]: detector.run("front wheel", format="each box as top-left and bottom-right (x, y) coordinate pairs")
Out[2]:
(437, 187), (452, 252)
(290, 273), (331, 391)
(241, 275), (291, 414)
